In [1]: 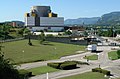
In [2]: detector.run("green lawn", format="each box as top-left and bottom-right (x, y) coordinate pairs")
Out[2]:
(60, 72), (108, 79)
(2, 40), (85, 64)
(108, 51), (118, 60)
(27, 66), (59, 75)
(84, 54), (98, 60)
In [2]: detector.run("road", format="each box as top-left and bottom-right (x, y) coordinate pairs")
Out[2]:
(19, 46), (120, 79)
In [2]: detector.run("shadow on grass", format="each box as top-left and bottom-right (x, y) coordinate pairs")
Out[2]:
(63, 67), (80, 70)
(42, 41), (55, 46)
(91, 50), (103, 53)
(43, 43), (54, 46)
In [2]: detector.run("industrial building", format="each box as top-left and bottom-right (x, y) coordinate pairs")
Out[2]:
(25, 6), (64, 32)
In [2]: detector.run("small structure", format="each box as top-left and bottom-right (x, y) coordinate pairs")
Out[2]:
(87, 44), (97, 52)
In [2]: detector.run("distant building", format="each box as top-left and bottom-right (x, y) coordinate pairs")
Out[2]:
(6, 21), (24, 27)
(25, 6), (64, 32)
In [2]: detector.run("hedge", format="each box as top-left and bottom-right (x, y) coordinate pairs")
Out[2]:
(72, 61), (89, 65)
(60, 62), (76, 70)
(19, 69), (32, 79)
(92, 68), (110, 75)
(47, 62), (62, 69)
(47, 61), (77, 70)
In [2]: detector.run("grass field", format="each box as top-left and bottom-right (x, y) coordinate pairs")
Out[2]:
(60, 72), (108, 79)
(2, 40), (85, 64)
(108, 51), (118, 60)
(27, 66), (59, 75)
(84, 54), (98, 60)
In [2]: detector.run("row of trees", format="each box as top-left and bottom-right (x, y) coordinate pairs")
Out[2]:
(97, 29), (117, 37)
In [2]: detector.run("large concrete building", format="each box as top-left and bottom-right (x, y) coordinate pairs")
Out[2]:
(25, 6), (64, 32)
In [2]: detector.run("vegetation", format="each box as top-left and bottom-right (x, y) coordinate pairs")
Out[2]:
(71, 61), (89, 65)
(64, 30), (72, 35)
(19, 69), (32, 79)
(60, 72), (108, 79)
(84, 54), (98, 60)
(0, 24), (30, 40)
(108, 50), (120, 60)
(27, 66), (59, 75)
(47, 61), (88, 70)
(47, 61), (77, 70)
(117, 50), (120, 58)
(97, 28), (117, 37)
(0, 42), (20, 79)
(108, 51), (118, 60)
(0, 24), (13, 40)
(3, 40), (85, 64)
(39, 31), (46, 44)
(92, 68), (111, 76)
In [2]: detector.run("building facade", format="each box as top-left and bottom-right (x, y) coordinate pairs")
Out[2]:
(25, 6), (64, 32)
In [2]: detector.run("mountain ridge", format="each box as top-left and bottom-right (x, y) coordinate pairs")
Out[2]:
(65, 11), (120, 26)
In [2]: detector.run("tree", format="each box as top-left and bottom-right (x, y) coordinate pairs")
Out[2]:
(39, 31), (45, 44)
(24, 28), (32, 46)
(0, 24), (11, 40)
(28, 33), (32, 46)
(64, 30), (72, 35)
(17, 28), (24, 37)
(0, 42), (20, 79)
(83, 31), (88, 37)
(117, 50), (120, 58)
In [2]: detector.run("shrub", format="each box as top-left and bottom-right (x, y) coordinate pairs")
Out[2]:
(47, 61), (77, 70)
(47, 63), (61, 69)
(19, 69), (32, 79)
(117, 50), (120, 58)
(72, 61), (89, 65)
(92, 68), (110, 75)
(92, 68), (101, 72)
(60, 62), (76, 70)
(101, 69), (110, 75)
(46, 34), (54, 37)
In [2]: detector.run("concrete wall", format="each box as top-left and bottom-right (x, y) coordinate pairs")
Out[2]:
(31, 26), (64, 32)
(25, 17), (35, 26)
(40, 17), (64, 26)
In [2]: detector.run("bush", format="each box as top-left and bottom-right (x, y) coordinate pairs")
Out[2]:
(72, 61), (89, 65)
(47, 61), (77, 70)
(117, 50), (120, 58)
(92, 68), (110, 75)
(19, 69), (32, 79)
(101, 69), (110, 75)
(46, 34), (54, 37)
(47, 63), (61, 69)
(60, 61), (76, 70)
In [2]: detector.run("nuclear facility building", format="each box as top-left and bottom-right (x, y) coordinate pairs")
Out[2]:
(25, 6), (64, 32)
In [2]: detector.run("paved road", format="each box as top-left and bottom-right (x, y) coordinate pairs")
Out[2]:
(19, 46), (120, 79)
(18, 51), (94, 69)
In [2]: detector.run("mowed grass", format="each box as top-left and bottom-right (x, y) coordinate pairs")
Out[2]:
(60, 72), (108, 79)
(108, 51), (118, 60)
(27, 66), (59, 75)
(84, 54), (98, 60)
(2, 40), (85, 64)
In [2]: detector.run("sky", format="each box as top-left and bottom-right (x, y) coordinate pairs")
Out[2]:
(0, 0), (120, 22)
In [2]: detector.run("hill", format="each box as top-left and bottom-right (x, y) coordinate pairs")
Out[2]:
(65, 17), (100, 25)
(97, 12), (120, 26)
